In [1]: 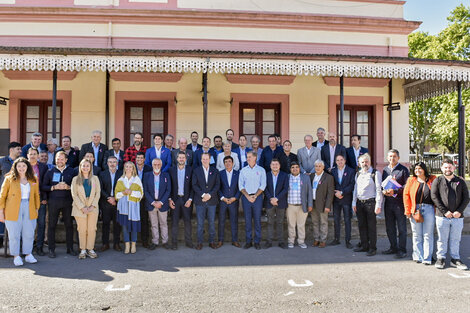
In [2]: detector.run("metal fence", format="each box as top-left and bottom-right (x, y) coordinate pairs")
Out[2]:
(409, 153), (468, 175)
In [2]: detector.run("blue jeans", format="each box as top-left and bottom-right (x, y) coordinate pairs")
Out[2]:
(35, 203), (47, 248)
(196, 203), (216, 244)
(435, 216), (464, 260)
(0, 221), (4, 238)
(122, 225), (137, 243)
(5, 199), (37, 256)
(242, 195), (263, 244)
(409, 204), (435, 263)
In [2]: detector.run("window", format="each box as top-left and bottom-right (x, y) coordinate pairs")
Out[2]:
(125, 101), (168, 148)
(337, 105), (374, 157)
(240, 103), (280, 147)
(21, 100), (62, 145)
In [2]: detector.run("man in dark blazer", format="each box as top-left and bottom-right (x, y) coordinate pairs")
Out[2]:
(102, 138), (124, 170)
(259, 134), (288, 173)
(56, 136), (80, 168)
(192, 152), (220, 250)
(330, 155), (356, 248)
(193, 137), (217, 168)
(79, 130), (108, 170)
(169, 151), (194, 249)
(264, 158), (289, 249)
(313, 127), (329, 149)
(310, 160), (335, 248)
(189, 131), (202, 153)
(217, 155), (241, 248)
(135, 151), (152, 248)
(171, 137), (193, 167)
(321, 132), (347, 171)
(22, 132), (47, 157)
(99, 156), (123, 252)
(234, 135), (252, 169)
(346, 134), (368, 170)
(143, 158), (172, 250)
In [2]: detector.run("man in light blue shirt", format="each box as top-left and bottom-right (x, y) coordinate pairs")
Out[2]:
(239, 151), (266, 250)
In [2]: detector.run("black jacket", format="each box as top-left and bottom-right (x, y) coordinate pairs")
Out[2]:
(41, 166), (76, 201)
(169, 165), (193, 203)
(431, 175), (469, 217)
(79, 142), (108, 170)
(99, 169), (123, 207)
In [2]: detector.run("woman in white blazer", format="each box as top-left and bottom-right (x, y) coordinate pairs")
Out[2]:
(216, 142), (240, 171)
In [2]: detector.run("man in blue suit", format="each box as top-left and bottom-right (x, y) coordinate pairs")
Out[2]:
(143, 158), (171, 250)
(22, 132), (47, 157)
(346, 134), (368, 170)
(259, 135), (287, 173)
(264, 158), (289, 249)
(217, 155), (241, 248)
(321, 132), (347, 171)
(234, 135), (252, 169)
(192, 152), (220, 250)
(330, 155), (356, 248)
(169, 151), (194, 249)
(193, 136), (217, 168)
(145, 134), (172, 172)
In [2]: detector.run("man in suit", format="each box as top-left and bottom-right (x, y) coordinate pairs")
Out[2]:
(297, 134), (322, 176)
(75, 152), (101, 177)
(226, 129), (239, 150)
(164, 134), (175, 151)
(79, 130), (108, 170)
(286, 161), (313, 249)
(189, 131), (202, 153)
(264, 158), (289, 249)
(192, 152), (220, 250)
(193, 137), (217, 168)
(135, 151), (152, 248)
(239, 151), (266, 250)
(234, 135), (252, 169)
(169, 151), (194, 249)
(259, 135), (288, 173)
(145, 134), (172, 172)
(346, 134), (368, 170)
(321, 132), (347, 171)
(310, 160), (335, 248)
(382, 149), (410, 259)
(103, 138), (124, 170)
(171, 137), (193, 167)
(27, 147), (49, 256)
(99, 156), (123, 252)
(144, 158), (172, 250)
(56, 136), (80, 168)
(217, 155), (241, 248)
(22, 132), (47, 157)
(313, 127), (329, 149)
(330, 155), (356, 248)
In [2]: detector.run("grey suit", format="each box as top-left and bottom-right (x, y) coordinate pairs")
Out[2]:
(310, 172), (335, 242)
(297, 146), (321, 174)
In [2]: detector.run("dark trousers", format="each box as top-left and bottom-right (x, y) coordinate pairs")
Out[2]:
(196, 203), (216, 244)
(266, 206), (285, 243)
(171, 197), (193, 245)
(242, 195), (263, 244)
(101, 202), (121, 245)
(35, 203), (47, 248)
(356, 199), (377, 251)
(48, 198), (73, 251)
(139, 201), (150, 244)
(218, 200), (239, 242)
(384, 199), (407, 253)
(333, 201), (352, 242)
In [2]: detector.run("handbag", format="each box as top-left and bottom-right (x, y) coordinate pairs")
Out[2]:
(413, 183), (425, 223)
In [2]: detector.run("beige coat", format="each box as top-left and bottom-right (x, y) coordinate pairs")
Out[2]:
(71, 175), (101, 218)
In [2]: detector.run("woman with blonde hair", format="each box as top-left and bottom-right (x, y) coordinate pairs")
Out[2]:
(71, 158), (101, 259)
(115, 161), (143, 254)
(0, 157), (40, 266)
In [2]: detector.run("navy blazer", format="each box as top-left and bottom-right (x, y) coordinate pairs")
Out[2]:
(259, 145), (288, 173)
(143, 171), (171, 212)
(99, 169), (123, 206)
(234, 146), (252, 169)
(193, 149), (217, 168)
(218, 169), (241, 200)
(169, 165), (193, 202)
(22, 142), (48, 157)
(102, 149), (125, 170)
(192, 165), (220, 206)
(321, 144), (347, 170)
(188, 143), (202, 153)
(345, 146), (368, 169)
(144, 146), (172, 172)
(264, 171), (289, 209)
(34, 162), (49, 201)
(331, 166), (356, 204)
(79, 142), (108, 170)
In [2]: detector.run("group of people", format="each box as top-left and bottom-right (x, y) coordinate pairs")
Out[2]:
(0, 128), (468, 271)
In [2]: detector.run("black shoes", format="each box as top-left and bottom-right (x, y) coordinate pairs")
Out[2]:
(366, 249), (377, 256)
(48, 250), (56, 258)
(395, 251), (406, 259)
(354, 247), (368, 252)
(171, 243), (178, 250)
(263, 241), (272, 249)
(36, 246), (45, 256)
(279, 242), (288, 249)
(329, 239), (340, 246)
(382, 248), (397, 255)
(254, 243), (261, 250)
(148, 243), (157, 250)
(345, 242), (353, 249)
(243, 242), (252, 249)
(185, 242), (194, 249)
(67, 249), (78, 256)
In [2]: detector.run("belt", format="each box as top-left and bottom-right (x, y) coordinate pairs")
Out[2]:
(358, 198), (375, 203)
(177, 195), (185, 197)
(289, 204), (302, 206)
(248, 193), (256, 196)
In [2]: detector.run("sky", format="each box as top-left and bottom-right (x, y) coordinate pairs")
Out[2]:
(403, 0), (467, 35)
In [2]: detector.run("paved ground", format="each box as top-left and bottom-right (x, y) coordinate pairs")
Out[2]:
(0, 236), (469, 313)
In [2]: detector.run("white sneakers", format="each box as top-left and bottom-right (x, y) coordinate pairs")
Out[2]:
(299, 243), (308, 249)
(13, 254), (37, 266)
(13, 256), (23, 266)
(288, 243), (294, 249)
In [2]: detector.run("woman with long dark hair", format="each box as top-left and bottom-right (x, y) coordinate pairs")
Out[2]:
(403, 162), (436, 265)
(0, 157), (40, 266)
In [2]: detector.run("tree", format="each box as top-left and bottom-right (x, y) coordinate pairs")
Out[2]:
(408, 4), (470, 156)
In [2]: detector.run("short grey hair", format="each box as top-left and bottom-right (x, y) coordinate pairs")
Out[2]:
(358, 153), (371, 162)
(92, 130), (102, 136)
(47, 138), (59, 145)
(314, 159), (325, 167)
(304, 134), (313, 141)
(32, 132), (43, 138)
(317, 127), (326, 133)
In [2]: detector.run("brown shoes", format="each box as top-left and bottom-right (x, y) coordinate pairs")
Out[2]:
(216, 241), (223, 248)
(99, 244), (110, 252)
(319, 242), (326, 248)
(113, 244), (122, 251)
(232, 242), (241, 248)
(196, 243), (203, 250)
(209, 243), (217, 249)
(313, 240), (320, 247)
